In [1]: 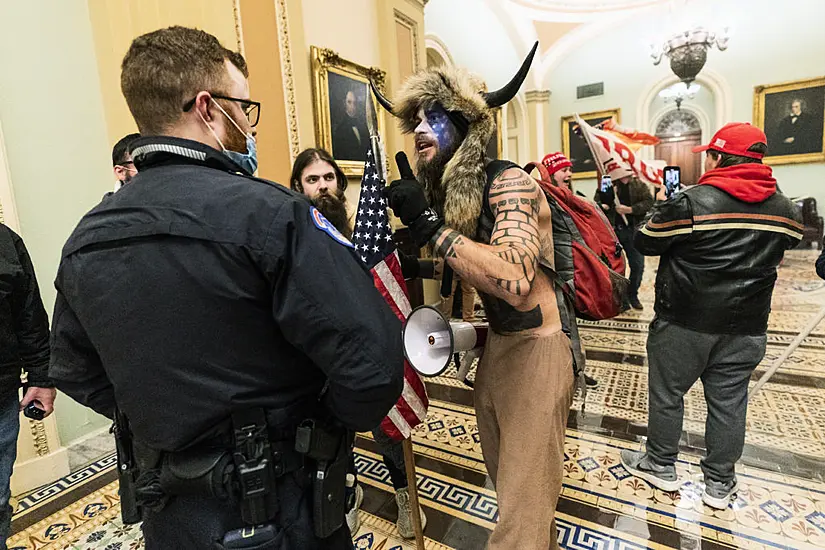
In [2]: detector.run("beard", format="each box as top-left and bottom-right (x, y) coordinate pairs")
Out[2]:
(223, 119), (249, 153)
(415, 141), (460, 216)
(312, 192), (352, 239)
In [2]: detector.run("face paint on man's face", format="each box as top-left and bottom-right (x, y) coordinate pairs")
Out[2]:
(414, 105), (457, 164)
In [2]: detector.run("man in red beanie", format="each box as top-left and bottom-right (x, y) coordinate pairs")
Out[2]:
(542, 152), (574, 190)
(621, 123), (802, 509)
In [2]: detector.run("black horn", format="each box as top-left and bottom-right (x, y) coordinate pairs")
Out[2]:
(370, 79), (396, 115)
(482, 41), (539, 108)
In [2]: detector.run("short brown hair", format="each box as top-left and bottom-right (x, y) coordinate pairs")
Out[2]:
(708, 142), (768, 167)
(121, 26), (248, 135)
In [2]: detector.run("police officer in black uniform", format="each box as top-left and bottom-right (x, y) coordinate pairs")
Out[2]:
(49, 26), (403, 549)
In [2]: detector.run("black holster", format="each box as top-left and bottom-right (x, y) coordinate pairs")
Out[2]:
(159, 448), (235, 501)
(295, 419), (353, 539)
(112, 408), (142, 524)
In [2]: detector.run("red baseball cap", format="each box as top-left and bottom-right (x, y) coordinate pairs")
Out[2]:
(542, 152), (573, 176)
(692, 122), (767, 159)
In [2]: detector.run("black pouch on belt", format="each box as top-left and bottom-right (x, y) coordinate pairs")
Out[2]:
(159, 448), (235, 501)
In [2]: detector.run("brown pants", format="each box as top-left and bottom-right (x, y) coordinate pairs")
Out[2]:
(475, 330), (574, 549)
(437, 276), (478, 321)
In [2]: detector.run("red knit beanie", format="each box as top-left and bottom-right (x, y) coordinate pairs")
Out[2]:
(542, 152), (572, 176)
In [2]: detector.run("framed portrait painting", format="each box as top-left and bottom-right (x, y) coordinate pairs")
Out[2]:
(561, 109), (621, 179)
(754, 76), (825, 165)
(310, 46), (386, 177)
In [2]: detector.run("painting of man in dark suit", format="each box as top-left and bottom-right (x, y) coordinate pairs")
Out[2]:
(329, 72), (370, 162)
(772, 99), (820, 155)
(762, 84), (825, 160)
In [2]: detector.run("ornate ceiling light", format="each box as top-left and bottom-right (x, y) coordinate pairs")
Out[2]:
(650, 27), (730, 85)
(658, 82), (700, 110)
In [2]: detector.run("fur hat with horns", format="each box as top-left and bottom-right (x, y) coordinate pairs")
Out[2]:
(371, 42), (538, 237)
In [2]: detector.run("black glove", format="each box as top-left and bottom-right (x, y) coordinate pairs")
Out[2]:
(387, 152), (444, 247)
(397, 251), (421, 280)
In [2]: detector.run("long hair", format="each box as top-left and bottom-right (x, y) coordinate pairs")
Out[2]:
(289, 148), (347, 195)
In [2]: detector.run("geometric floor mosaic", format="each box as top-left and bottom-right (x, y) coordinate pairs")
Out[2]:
(9, 249), (825, 549)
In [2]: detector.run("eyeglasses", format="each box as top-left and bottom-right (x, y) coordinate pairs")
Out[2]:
(116, 163), (137, 174)
(183, 93), (261, 127)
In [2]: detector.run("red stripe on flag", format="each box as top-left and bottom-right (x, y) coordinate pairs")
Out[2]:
(371, 268), (405, 321)
(405, 360), (429, 409)
(384, 252), (410, 296)
(380, 414), (403, 441)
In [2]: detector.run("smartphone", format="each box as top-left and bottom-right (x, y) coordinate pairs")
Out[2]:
(600, 175), (613, 193)
(664, 166), (681, 198)
(21, 383), (46, 421)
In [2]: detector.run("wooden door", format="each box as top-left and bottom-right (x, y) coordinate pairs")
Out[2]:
(655, 133), (702, 186)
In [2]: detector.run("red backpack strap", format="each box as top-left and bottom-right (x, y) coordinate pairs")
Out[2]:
(523, 161), (552, 184)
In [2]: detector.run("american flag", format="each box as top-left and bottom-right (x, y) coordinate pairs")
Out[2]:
(353, 149), (429, 442)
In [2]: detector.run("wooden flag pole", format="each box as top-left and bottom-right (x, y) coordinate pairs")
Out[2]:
(402, 437), (425, 550)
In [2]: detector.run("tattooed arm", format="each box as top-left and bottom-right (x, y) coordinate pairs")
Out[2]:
(431, 168), (542, 308)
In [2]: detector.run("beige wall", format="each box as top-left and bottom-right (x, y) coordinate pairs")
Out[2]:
(0, 0), (113, 451)
(88, 0), (239, 147)
(238, 0), (293, 184)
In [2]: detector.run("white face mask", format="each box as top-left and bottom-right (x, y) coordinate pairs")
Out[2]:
(199, 98), (258, 175)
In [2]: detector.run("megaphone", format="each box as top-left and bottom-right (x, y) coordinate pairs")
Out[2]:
(402, 305), (488, 378)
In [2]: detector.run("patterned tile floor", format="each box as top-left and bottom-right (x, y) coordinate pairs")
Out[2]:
(8, 250), (825, 549)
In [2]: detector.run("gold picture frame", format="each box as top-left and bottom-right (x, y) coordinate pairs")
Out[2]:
(485, 108), (504, 159)
(753, 76), (825, 165)
(310, 46), (387, 178)
(561, 108), (621, 179)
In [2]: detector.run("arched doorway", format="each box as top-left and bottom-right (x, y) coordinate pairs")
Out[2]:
(654, 110), (702, 186)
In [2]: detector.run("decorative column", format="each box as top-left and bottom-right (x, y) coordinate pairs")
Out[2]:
(525, 90), (552, 160)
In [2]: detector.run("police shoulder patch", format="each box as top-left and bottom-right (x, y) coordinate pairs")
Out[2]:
(310, 207), (354, 248)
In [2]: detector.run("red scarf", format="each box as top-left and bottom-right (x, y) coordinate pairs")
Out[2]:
(697, 164), (776, 203)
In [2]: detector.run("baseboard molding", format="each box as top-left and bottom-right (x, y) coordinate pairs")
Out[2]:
(10, 447), (70, 495)
(65, 423), (111, 448)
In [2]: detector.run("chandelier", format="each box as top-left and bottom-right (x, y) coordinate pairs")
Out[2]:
(658, 82), (700, 110)
(650, 27), (730, 85)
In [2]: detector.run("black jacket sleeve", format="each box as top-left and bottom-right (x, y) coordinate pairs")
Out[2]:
(634, 192), (694, 256)
(9, 230), (52, 388)
(264, 200), (404, 432)
(49, 287), (115, 419)
(817, 249), (825, 280)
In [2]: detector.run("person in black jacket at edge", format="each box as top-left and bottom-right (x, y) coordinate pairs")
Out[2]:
(816, 247), (825, 280)
(620, 123), (802, 511)
(48, 26), (403, 550)
(0, 225), (54, 550)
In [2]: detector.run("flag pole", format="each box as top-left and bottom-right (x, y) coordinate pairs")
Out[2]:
(365, 89), (426, 550)
(402, 437), (426, 549)
(749, 304), (825, 401)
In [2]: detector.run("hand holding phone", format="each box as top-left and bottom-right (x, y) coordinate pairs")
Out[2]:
(20, 384), (55, 420)
(664, 166), (681, 199)
(600, 175), (613, 193)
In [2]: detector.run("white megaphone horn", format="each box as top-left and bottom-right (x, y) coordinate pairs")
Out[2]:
(402, 305), (488, 378)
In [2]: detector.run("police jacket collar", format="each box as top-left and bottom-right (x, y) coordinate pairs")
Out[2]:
(130, 135), (249, 175)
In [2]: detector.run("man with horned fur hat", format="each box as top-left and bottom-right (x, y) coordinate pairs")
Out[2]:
(374, 43), (575, 549)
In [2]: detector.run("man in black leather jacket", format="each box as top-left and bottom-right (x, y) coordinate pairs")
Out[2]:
(620, 123), (802, 510)
(0, 225), (54, 549)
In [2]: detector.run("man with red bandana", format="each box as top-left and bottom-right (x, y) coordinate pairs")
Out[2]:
(621, 123), (803, 510)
